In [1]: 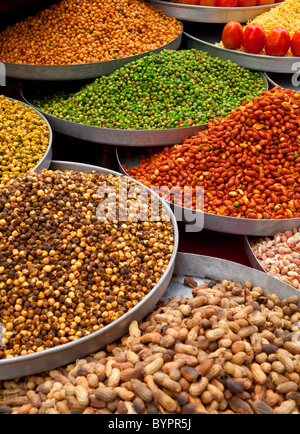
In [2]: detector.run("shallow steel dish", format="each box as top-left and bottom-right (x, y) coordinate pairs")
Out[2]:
(117, 147), (300, 236)
(148, 0), (280, 23)
(0, 160), (179, 380)
(164, 252), (300, 304)
(244, 226), (300, 275)
(184, 22), (297, 73)
(21, 82), (208, 147)
(244, 236), (267, 273)
(3, 30), (182, 81)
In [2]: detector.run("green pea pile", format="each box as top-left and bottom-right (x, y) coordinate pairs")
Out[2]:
(34, 50), (266, 130)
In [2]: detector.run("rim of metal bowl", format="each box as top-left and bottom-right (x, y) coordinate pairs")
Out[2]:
(0, 160), (179, 376)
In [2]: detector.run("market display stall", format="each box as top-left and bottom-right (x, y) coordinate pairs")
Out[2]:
(0, 0), (299, 416)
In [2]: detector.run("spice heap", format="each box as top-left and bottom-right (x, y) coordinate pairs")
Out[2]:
(250, 228), (300, 289)
(0, 96), (50, 186)
(0, 0), (182, 65)
(0, 169), (174, 358)
(125, 87), (300, 220)
(33, 49), (266, 130)
(0, 279), (299, 414)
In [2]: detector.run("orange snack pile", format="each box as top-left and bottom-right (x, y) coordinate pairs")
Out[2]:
(0, 0), (182, 65)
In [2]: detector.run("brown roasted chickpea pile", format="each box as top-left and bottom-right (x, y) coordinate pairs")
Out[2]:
(0, 169), (174, 358)
(0, 0), (182, 65)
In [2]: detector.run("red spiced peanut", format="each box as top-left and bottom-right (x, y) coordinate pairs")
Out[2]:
(125, 87), (300, 220)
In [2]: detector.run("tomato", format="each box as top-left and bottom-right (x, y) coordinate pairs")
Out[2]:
(222, 21), (243, 49)
(257, 0), (274, 4)
(239, 0), (257, 6)
(218, 0), (238, 6)
(265, 27), (290, 56)
(198, 0), (218, 4)
(242, 23), (266, 54)
(291, 30), (300, 57)
(201, 0), (218, 4)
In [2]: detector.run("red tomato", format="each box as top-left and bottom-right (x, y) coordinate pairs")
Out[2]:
(222, 21), (244, 49)
(257, 0), (274, 4)
(198, 0), (217, 4)
(265, 27), (290, 56)
(199, 0), (218, 4)
(291, 30), (300, 56)
(239, 0), (257, 6)
(218, 0), (238, 6)
(242, 23), (266, 54)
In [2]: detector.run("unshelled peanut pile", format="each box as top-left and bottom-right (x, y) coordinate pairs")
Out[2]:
(1, 278), (299, 414)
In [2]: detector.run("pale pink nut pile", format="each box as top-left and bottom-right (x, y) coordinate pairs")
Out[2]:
(250, 228), (300, 290)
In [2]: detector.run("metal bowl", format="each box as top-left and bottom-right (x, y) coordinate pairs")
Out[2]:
(266, 72), (300, 92)
(245, 224), (300, 275)
(21, 81), (207, 147)
(117, 147), (300, 236)
(2, 96), (52, 175)
(3, 30), (182, 81)
(184, 22), (297, 73)
(0, 160), (179, 380)
(148, 0), (280, 23)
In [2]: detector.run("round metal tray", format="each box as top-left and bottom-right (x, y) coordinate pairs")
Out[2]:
(117, 147), (300, 236)
(3, 31), (182, 81)
(21, 66), (268, 147)
(148, 0), (280, 23)
(266, 72), (300, 92)
(184, 22), (297, 73)
(4, 96), (53, 174)
(0, 160), (179, 380)
(245, 227), (300, 276)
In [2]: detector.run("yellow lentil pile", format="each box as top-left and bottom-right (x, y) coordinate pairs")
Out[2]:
(0, 95), (50, 185)
(0, 0), (182, 65)
(0, 169), (175, 358)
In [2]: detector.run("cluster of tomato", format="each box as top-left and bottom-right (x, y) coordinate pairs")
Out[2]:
(222, 21), (300, 56)
(177, 0), (281, 6)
